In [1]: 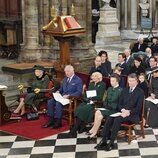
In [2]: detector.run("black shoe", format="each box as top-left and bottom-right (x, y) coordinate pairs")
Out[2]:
(51, 123), (62, 129)
(50, 118), (62, 129)
(94, 140), (107, 149)
(105, 142), (114, 151)
(78, 126), (86, 134)
(42, 121), (54, 128)
(67, 131), (77, 138)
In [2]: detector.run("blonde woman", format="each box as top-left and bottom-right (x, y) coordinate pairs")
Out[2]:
(88, 73), (122, 138)
(69, 72), (106, 136)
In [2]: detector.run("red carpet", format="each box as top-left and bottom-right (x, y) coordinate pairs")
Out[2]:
(0, 116), (69, 140)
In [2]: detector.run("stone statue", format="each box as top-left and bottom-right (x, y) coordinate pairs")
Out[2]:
(139, 0), (150, 17)
(102, 0), (112, 8)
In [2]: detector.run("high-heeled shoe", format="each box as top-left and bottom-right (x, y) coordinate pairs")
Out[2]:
(85, 132), (92, 135)
(87, 135), (97, 140)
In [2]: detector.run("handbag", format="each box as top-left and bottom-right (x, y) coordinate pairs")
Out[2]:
(26, 112), (39, 121)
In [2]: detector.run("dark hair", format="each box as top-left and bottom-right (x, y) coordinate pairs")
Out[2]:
(118, 53), (126, 59)
(128, 73), (138, 80)
(110, 73), (120, 82)
(98, 50), (108, 61)
(149, 56), (157, 62)
(134, 57), (142, 62)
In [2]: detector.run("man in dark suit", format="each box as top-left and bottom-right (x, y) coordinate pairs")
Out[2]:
(124, 49), (134, 71)
(89, 56), (109, 77)
(95, 73), (144, 151)
(131, 37), (148, 53)
(115, 53), (129, 75)
(42, 65), (83, 129)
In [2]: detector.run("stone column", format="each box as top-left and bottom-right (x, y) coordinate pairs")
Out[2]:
(131, 0), (137, 29)
(96, 5), (120, 45)
(124, 0), (128, 28)
(20, 0), (41, 62)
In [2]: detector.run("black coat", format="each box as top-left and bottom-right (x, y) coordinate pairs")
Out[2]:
(131, 42), (148, 53)
(101, 60), (112, 75)
(129, 65), (145, 75)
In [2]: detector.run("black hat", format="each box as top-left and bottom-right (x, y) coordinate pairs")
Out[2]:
(33, 65), (45, 71)
(151, 67), (158, 73)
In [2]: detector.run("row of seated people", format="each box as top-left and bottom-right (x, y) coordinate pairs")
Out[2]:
(93, 49), (158, 82)
(11, 63), (158, 148)
(68, 72), (145, 151)
(130, 36), (158, 56)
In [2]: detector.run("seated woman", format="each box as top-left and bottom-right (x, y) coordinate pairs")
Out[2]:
(138, 73), (148, 98)
(88, 73), (122, 138)
(69, 72), (106, 136)
(11, 65), (50, 117)
(98, 50), (112, 75)
(144, 67), (158, 128)
(129, 57), (145, 75)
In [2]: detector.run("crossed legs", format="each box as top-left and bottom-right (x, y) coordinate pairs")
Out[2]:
(89, 110), (103, 137)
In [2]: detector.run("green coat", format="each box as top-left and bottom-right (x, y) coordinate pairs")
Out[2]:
(75, 81), (106, 122)
(24, 74), (50, 106)
(101, 86), (122, 116)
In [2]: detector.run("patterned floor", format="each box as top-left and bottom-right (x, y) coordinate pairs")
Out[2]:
(0, 127), (158, 158)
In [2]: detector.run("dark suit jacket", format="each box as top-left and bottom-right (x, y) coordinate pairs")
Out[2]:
(102, 60), (112, 75)
(125, 56), (134, 70)
(89, 65), (108, 77)
(58, 75), (83, 97)
(131, 42), (148, 53)
(118, 86), (144, 123)
(115, 62), (129, 75)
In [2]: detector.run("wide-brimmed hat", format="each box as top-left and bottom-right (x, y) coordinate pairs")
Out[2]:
(151, 67), (158, 73)
(32, 65), (45, 71)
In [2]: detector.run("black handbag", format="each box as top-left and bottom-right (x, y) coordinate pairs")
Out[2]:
(26, 112), (39, 121)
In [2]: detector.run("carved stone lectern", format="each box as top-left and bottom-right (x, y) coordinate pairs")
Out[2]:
(0, 87), (11, 125)
(42, 15), (85, 69)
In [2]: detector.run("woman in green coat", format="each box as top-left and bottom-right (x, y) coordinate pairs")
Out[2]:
(11, 65), (50, 117)
(87, 73), (122, 138)
(69, 72), (106, 136)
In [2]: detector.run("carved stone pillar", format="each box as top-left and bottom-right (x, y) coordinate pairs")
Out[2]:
(20, 0), (41, 61)
(131, 0), (137, 29)
(96, 6), (120, 45)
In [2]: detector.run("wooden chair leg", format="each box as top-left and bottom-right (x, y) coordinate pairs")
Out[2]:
(127, 126), (133, 144)
(140, 122), (145, 138)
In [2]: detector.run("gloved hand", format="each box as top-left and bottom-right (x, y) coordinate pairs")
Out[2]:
(17, 84), (24, 90)
(34, 88), (40, 94)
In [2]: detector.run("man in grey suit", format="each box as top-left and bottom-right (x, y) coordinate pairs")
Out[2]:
(95, 73), (144, 151)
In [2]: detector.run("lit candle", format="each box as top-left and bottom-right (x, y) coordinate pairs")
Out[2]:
(51, 5), (56, 18)
(71, 3), (75, 16)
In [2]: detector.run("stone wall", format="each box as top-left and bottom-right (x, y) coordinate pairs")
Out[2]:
(19, 0), (96, 72)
